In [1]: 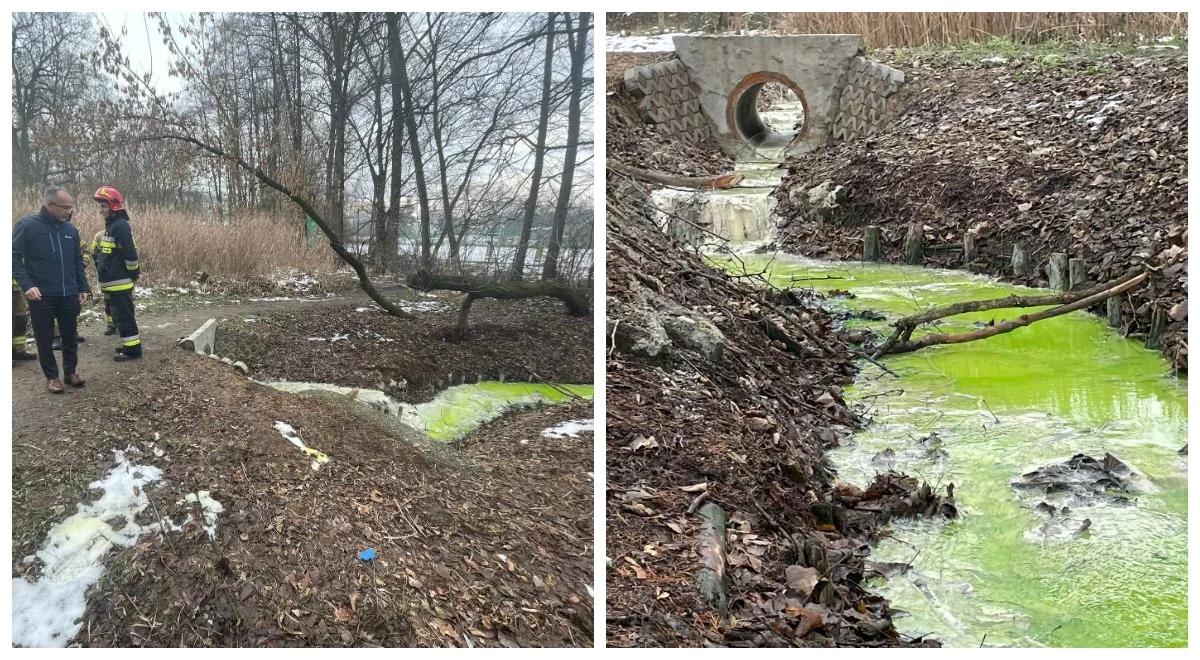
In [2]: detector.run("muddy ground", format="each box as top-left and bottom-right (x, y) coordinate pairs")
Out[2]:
(11, 287), (594, 647)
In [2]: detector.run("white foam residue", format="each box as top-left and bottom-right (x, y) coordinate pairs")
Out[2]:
(274, 421), (331, 471)
(181, 491), (224, 540)
(541, 418), (595, 439)
(11, 451), (163, 648)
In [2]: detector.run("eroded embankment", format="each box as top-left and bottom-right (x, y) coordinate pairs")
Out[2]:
(773, 50), (1187, 371)
(606, 197), (952, 647)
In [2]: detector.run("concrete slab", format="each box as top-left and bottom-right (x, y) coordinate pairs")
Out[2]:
(178, 318), (217, 355)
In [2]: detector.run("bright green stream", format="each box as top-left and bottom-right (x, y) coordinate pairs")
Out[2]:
(723, 254), (1187, 648)
(413, 382), (594, 441)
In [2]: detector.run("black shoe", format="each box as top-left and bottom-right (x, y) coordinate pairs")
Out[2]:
(113, 352), (142, 362)
(52, 340), (62, 351)
(104, 326), (117, 336)
(76, 335), (86, 343)
(12, 352), (37, 362)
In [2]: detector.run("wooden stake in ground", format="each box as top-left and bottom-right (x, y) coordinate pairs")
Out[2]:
(1011, 242), (1031, 276)
(863, 225), (882, 261)
(903, 224), (924, 265)
(873, 270), (1149, 357)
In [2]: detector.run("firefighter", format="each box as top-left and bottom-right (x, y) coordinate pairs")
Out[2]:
(12, 279), (36, 363)
(87, 228), (115, 336)
(51, 229), (108, 349)
(92, 186), (142, 361)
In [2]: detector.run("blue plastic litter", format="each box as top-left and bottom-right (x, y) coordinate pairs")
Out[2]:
(358, 548), (377, 561)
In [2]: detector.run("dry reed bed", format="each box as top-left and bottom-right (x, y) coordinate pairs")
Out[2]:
(610, 12), (1187, 48)
(11, 197), (337, 290)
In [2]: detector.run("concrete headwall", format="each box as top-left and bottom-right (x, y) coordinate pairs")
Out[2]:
(621, 35), (907, 154)
(833, 56), (906, 141)
(623, 58), (715, 144)
(673, 34), (865, 150)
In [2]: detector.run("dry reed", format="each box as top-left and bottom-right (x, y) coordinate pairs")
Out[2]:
(11, 195), (336, 287)
(611, 12), (1188, 48)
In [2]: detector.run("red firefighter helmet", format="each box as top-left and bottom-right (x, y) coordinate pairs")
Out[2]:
(92, 186), (125, 211)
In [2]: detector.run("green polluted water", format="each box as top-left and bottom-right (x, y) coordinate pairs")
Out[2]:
(724, 254), (1187, 648)
(262, 380), (593, 442)
(412, 382), (594, 441)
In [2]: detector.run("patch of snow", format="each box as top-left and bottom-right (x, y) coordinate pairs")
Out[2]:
(400, 300), (449, 313)
(606, 32), (685, 53)
(540, 418), (595, 440)
(980, 55), (1009, 67)
(11, 450), (163, 647)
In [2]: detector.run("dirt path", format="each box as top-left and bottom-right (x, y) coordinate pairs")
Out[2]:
(10, 287), (396, 436)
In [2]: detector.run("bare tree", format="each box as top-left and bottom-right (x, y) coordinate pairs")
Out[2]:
(541, 12), (591, 280)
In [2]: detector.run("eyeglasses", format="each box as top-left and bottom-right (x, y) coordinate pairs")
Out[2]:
(49, 202), (74, 210)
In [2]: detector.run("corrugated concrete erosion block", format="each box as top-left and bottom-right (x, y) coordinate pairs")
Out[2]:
(179, 318), (218, 355)
(673, 34), (864, 149)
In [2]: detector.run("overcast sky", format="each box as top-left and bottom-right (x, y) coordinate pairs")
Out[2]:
(87, 11), (593, 212)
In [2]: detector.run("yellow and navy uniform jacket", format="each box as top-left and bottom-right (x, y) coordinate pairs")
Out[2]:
(95, 210), (140, 293)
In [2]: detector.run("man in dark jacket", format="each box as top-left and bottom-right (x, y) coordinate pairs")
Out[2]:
(92, 186), (142, 361)
(12, 186), (90, 393)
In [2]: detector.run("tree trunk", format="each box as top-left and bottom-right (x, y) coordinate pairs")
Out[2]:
(384, 12), (405, 273)
(393, 14), (434, 274)
(510, 12), (557, 281)
(541, 12), (590, 281)
(410, 270), (590, 317)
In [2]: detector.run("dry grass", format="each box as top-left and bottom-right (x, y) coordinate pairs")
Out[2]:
(12, 196), (337, 288)
(611, 12), (1188, 48)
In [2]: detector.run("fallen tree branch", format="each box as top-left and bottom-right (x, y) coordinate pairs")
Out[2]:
(412, 270), (589, 334)
(609, 160), (744, 189)
(876, 270), (1149, 356)
(148, 133), (416, 319)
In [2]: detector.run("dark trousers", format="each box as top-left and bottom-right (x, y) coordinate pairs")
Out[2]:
(109, 289), (141, 356)
(29, 295), (80, 379)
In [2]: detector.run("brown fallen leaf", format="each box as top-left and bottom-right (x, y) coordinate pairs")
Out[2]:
(785, 565), (820, 599)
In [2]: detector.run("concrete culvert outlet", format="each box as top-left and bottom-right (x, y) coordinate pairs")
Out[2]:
(727, 72), (809, 147)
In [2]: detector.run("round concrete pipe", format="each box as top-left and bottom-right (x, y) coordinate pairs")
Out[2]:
(726, 71), (810, 147)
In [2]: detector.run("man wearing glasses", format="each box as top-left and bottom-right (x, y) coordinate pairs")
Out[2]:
(12, 186), (90, 393)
